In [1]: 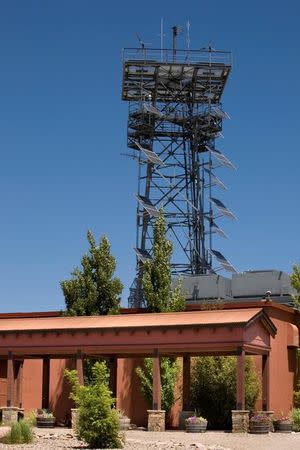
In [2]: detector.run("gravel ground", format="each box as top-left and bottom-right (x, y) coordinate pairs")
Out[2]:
(0, 427), (299, 450)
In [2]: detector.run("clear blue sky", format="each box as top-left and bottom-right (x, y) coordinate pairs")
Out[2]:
(0, 1), (299, 312)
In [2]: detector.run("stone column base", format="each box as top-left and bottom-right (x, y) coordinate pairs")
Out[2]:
(178, 411), (195, 430)
(257, 410), (274, 432)
(147, 410), (166, 431)
(1, 407), (19, 425)
(232, 410), (249, 433)
(71, 408), (79, 431)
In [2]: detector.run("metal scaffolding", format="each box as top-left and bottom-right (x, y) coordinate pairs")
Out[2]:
(122, 46), (236, 307)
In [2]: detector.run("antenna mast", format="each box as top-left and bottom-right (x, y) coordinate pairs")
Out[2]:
(122, 35), (235, 307)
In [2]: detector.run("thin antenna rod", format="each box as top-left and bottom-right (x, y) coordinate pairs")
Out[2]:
(160, 18), (164, 62)
(186, 20), (191, 51)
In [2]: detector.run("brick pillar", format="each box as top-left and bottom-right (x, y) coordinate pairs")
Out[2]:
(232, 410), (249, 433)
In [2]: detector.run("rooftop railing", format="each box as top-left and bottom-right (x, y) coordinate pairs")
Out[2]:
(123, 47), (232, 65)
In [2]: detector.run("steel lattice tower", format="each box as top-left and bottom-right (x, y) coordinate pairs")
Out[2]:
(122, 46), (236, 308)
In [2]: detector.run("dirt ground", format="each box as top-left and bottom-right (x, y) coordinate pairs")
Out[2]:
(0, 427), (300, 449)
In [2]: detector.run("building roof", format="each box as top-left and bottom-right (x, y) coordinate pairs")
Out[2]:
(0, 308), (276, 335)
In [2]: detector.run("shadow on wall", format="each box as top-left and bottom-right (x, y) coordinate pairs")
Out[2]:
(50, 359), (75, 425)
(117, 358), (149, 427)
(117, 357), (183, 429)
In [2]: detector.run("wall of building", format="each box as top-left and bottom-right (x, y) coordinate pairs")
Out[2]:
(268, 317), (297, 415)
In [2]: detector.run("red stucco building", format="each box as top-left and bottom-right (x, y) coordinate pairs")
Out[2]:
(0, 299), (299, 429)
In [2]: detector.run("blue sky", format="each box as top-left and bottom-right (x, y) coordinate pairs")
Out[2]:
(0, 1), (299, 311)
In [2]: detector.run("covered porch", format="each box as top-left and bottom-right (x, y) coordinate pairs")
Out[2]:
(0, 308), (276, 431)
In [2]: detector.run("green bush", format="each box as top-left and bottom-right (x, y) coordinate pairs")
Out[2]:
(136, 357), (180, 412)
(3, 420), (33, 444)
(19, 420), (33, 443)
(190, 356), (260, 429)
(292, 408), (300, 431)
(65, 361), (123, 449)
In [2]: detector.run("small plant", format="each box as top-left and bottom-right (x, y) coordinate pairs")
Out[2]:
(37, 409), (54, 418)
(25, 409), (37, 426)
(19, 420), (34, 444)
(249, 414), (271, 423)
(2, 420), (33, 444)
(274, 411), (292, 422)
(185, 415), (207, 424)
(65, 361), (124, 449)
(292, 408), (300, 432)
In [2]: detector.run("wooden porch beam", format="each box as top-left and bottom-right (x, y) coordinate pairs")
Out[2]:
(152, 349), (161, 410)
(6, 351), (14, 407)
(76, 350), (84, 385)
(236, 347), (245, 410)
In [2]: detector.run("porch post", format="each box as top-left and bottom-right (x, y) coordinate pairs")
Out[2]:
(262, 353), (270, 411)
(42, 357), (50, 409)
(182, 354), (191, 410)
(7, 351), (14, 407)
(236, 347), (245, 410)
(147, 348), (165, 431)
(76, 350), (84, 385)
(232, 347), (249, 433)
(179, 354), (194, 429)
(2, 351), (18, 425)
(109, 356), (117, 398)
(152, 348), (161, 410)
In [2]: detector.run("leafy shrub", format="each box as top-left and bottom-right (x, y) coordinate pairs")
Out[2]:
(25, 409), (36, 426)
(19, 420), (33, 443)
(65, 361), (123, 449)
(3, 420), (33, 444)
(190, 356), (260, 429)
(292, 408), (300, 431)
(136, 356), (180, 412)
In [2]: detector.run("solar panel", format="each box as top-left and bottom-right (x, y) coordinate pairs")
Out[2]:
(136, 195), (159, 217)
(134, 141), (164, 165)
(204, 92), (214, 100)
(205, 145), (236, 170)
(211, 221), (227, 238)
(209, 249), (236, 273)
(210, 197), (236, 220)
(204, 168), (227, 190)
(143, 104), (164, 118)
(211, 106), (230, 120)
(134, 248), (152, 263)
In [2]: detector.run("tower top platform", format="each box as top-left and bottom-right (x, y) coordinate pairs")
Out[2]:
(122, 47), (232, 103)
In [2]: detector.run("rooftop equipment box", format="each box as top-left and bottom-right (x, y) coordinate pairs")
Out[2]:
(179, 274), (232, 301)
(231, 270), (294, 298)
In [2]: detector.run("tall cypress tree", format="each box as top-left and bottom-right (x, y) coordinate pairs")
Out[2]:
(61, 231), (123, 316)
(137, 210), (185, 412)
(142, 210), (185, 313)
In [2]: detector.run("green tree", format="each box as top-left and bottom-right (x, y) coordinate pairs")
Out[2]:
(65, 362), (123, 449)
(61, 231), (123, 316)
(136, 210), (184, 412)
(142, 210), (185, 313)
(190, 356), (260, 429)
(291, 264), (300, 309)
